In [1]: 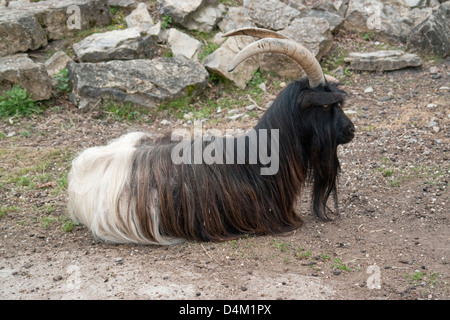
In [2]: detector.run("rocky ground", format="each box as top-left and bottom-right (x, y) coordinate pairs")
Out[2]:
(0, 0), (449, 301)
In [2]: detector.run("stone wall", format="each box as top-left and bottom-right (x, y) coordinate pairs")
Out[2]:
(0, 0), (448, 105)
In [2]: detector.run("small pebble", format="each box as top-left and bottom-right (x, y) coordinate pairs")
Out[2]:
(257, 82), (266, 92)
(364, 87), (374, 93)
(333, 270), (341, 276)
(53, 275), (63, 281)
(429, 66), (438, 74)
(227, 113), (244, 121)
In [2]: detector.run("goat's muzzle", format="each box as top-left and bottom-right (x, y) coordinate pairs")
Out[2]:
(340, 123), (355, 145)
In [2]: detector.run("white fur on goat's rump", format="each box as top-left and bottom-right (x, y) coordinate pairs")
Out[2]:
(67, 132), (182, 245)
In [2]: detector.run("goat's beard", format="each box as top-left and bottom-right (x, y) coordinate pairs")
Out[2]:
(309, 146), (341, 221)
(312, 174), (340, 220)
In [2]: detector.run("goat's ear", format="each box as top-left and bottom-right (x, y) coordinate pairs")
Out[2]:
(301, 92), (345, 109)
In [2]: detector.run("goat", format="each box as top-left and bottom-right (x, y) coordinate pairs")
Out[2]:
(67, 28), (355, 245)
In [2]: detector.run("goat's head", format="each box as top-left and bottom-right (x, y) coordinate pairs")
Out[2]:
(225, 28), (355, 220)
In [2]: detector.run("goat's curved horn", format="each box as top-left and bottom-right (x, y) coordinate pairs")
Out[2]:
(222, 27), (339, 84)
(224, 28), (337, 85)
(227, 37), (325, 88)
(223, 27), (290, 40)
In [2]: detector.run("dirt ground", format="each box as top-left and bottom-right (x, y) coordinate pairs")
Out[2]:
(1, 30), (449, 300)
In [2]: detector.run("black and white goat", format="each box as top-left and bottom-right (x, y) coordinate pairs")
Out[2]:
(68, 28), (355, 245)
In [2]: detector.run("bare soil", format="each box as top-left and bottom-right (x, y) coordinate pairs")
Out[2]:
(0, 31), (449, 300)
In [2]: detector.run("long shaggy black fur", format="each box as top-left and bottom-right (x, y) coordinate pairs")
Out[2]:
(129, 78), (355, 243)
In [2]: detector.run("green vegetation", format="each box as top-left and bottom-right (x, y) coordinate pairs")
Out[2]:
(377, 156), (447, 188)
(0, 147), (73, 196)
(0, 206), (20, 219)
(40, 203), (56, 214)
(272, 238), (289, 252)
(218, 0), (241, 5)
(106, 101), (147, 122)
(40, 216), (56, 229)
(321, 47), (348, 73)
(198, 42), (219, 61)
(110, 6), (126, 26)
(331, 258), (351, 272)
(321, 47), (354, 84)
(362, 31), (376, 41)
(60, 217), (79, 232)
(163, 49), (174, 58)
(295, 247), (312, 259)
(406, 271), (441, 287)
(54, 68), (71, 95)
(380, 168), (394, 177)
(0, 86), (42, 118)
(161, 14), (173, 30)
(109, 5), (119, 15)
(160, 69), (267, 120)
(10, 175), (34, 188)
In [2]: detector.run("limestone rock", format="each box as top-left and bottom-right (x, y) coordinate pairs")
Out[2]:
(408, 2), (450, 58)
(315, 0), (350, 17)
(158, 0), (204, 24)
(73, 28), (157, 63)
(5, 0), (111, 40)
(18, 0), (112, 40)
(108, 0), (137, 7)
(300, 9), (344, 33)
(145, 22), (163, 42)
(0, 54), (52, 101)
(7, 0), (29, 8)
(284, 17), (333, 60)
(288, 0), (350, 17)
(0, 9), (47, 57)
(344, 0), (413, 43)
(0, 1), (111, 56)
(203, 36), (260, 89)
(344, 50), (422, 71)
(210, 32), (226, 46)
(167, 28), (202, 61)
(183, 3), (225, 32)
(408, 7), (433, 27)
(44, 51), (73, 76)
(125, 2), (154, 31)
(405, 0), (427, 8)
(243, 0), (300, 30)
(218, 6), (255, 33)
(67, 56), (209, 108)
(158, 0), (223, 32)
